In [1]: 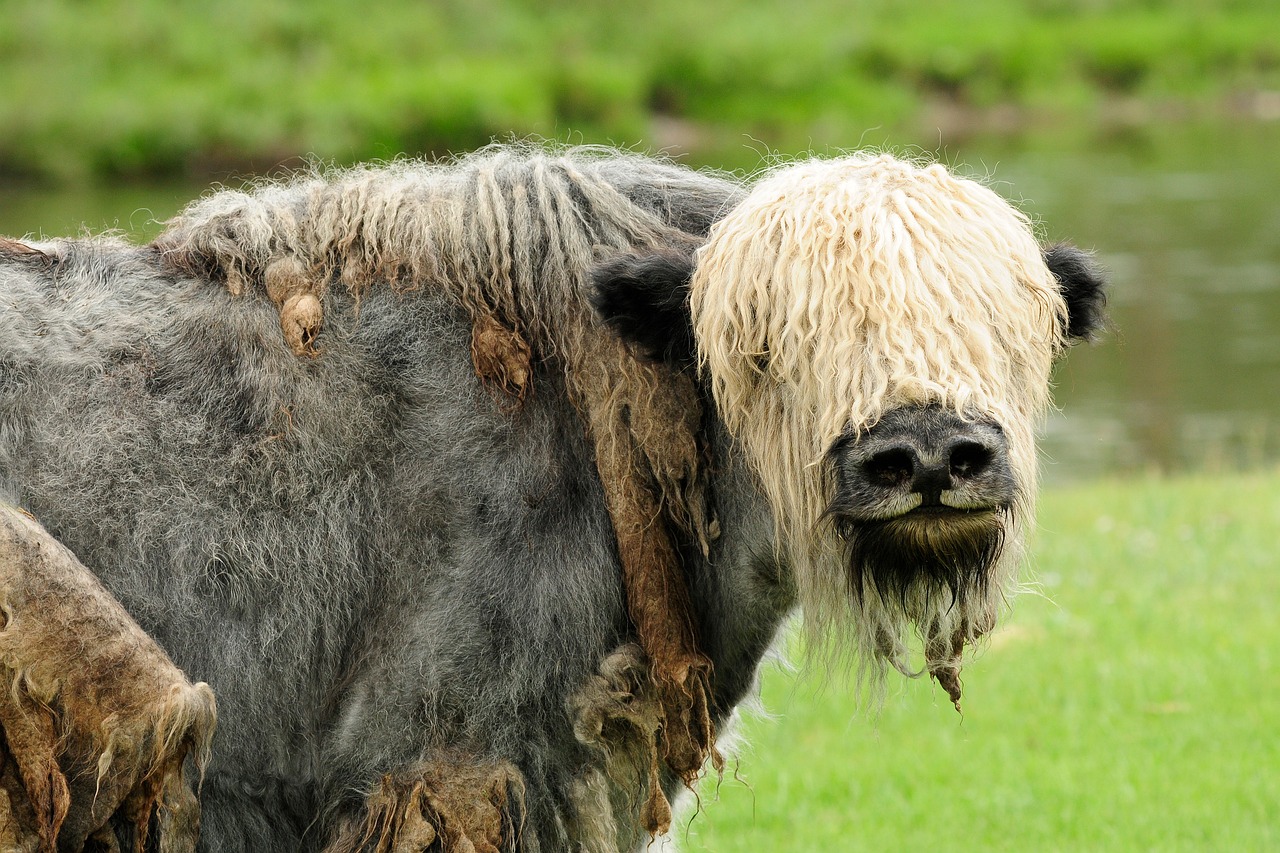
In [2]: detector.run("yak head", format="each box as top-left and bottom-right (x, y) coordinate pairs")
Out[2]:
(592, 153), (1106, 692)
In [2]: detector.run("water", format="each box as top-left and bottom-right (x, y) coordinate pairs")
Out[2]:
(981, 121), (1280, 480)
(3, 120), (1278, 481)
(1, 182), (197, 242)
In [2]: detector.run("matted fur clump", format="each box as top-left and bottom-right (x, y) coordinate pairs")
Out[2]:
(153, 145), (740, 795)
(0, 505), (216, 853)
(325, 752), (527, 853)
(691, 153), (1068, 684)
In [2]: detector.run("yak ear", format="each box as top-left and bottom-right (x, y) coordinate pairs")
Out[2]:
(590, 249), (697, 367)
(1044, 243), (1108, 342)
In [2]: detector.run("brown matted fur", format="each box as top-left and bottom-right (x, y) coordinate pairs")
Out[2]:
(325, 752), (528, 853)
(0, 505), (216, 853)
(568, 644), (673, 842)
(151, 146), (731, 802)
(0, 239), (51, 267)
(690, 153), (1067, 688)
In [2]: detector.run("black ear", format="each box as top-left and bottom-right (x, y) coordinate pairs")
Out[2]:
(1044, 243), (1108, 342)
(589, 249), (696, 367)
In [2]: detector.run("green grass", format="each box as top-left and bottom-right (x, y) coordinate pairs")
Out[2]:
(2, 0), (1278, 182)
(680, 471), (1280, 850)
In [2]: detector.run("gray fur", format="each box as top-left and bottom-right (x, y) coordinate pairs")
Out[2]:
(0, 152), (782, 852)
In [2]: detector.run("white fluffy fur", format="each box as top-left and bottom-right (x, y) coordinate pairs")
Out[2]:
(690, 153), (1068, 682)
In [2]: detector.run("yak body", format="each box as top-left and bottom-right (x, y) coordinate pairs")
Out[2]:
(0, 146), (1103, 852)
(0, 151), (773, 851)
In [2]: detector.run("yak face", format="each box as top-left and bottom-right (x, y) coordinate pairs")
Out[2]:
(593, 153), (1106, 685)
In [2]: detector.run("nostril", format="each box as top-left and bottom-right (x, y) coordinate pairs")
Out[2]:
(949, 441), (993, 480)
(863, 447), (915, 488)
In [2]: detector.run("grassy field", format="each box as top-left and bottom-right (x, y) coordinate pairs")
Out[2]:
(3, 0), (1278, 182)
(679, 471), (1279, 850)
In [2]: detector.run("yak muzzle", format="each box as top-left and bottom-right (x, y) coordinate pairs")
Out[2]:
(827, 405), (1016, 602)
(830, 405), (1014, 521)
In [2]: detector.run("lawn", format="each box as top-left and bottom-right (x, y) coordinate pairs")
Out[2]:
(681, 471), (1279, 850)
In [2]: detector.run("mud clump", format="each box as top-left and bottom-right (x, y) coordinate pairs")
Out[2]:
(569, 644), (723, 844)
(325, 752), (527, 853)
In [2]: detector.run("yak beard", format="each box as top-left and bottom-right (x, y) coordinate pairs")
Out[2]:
(791, 502), (1025, 706)
(837, 509), (1009, 615)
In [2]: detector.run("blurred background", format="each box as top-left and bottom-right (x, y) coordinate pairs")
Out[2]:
(3, 0), (1278, 479)
(1, 1), (1276, 848)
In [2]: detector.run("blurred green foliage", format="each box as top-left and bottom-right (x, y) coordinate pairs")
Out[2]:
(2, 0), (1277, 182)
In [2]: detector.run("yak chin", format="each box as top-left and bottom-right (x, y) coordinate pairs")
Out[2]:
(832, 503), (1008, 616)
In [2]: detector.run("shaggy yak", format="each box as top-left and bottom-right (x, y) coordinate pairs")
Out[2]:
(0, 145), (1105, 852)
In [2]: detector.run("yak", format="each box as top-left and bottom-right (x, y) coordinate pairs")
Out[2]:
(0, 145), (1105, 852)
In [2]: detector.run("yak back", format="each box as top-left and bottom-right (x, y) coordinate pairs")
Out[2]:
(150, 141), (745, 564)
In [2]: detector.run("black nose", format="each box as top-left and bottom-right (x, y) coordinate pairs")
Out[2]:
(863, 437), (997, 503)
(832, 406), (1015, 513)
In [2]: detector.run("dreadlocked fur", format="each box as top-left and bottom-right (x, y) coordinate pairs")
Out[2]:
(153, 144), (743, 804)
(690, 153), (1068, 686)
(154, 146), (735, 547)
